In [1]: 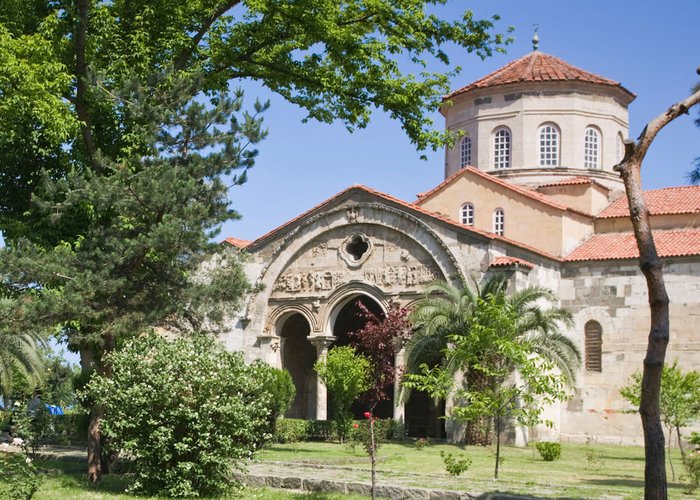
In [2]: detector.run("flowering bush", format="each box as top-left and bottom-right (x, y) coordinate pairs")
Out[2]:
(0, 445), (43, 499)
(85, 333), (274, 497)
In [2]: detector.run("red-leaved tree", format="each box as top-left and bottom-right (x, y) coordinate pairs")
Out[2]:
(349, 301), (412, 412)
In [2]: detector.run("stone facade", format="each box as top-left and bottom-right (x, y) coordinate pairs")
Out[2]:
(222, 51), (700, 445)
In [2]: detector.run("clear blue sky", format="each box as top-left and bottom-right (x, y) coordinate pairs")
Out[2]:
(223, 0), (700, 243)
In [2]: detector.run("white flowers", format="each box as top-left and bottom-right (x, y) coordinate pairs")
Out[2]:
(11, 437), (24, 446)
(25, 457), (32, 465)
(0, 442), (8, 451)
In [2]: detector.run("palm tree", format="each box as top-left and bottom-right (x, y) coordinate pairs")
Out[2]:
(0, 298), (45, 403)
(403, 276), (580, 444)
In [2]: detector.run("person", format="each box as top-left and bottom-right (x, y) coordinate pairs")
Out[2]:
(26, 389), (42, 417)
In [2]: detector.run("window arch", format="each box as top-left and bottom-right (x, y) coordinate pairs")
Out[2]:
(585, 320), (603, 372)
(538, 123), (560, 166)
(584, 127), (601, 168)
(460, 136), (472, 168)
(460, 203), (474, 226)
(492, 208), (504, 236)
(616, 132), (625, 163)
(493, 127), (511, 169)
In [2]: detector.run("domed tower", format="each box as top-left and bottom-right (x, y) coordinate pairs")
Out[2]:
(441, 48), (635, 191)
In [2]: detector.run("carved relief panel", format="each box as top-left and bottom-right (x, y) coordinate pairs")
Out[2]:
(270, 224), (441, 298)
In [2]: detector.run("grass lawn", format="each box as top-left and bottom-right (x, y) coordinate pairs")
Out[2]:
(28, 456), (365, 499)
(257, 440), (695, 499)
(11, 441), (696, 499)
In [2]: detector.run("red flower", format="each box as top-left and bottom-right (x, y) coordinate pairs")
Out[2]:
(364, 411), (371, 419)
(353, 423), (359, 429)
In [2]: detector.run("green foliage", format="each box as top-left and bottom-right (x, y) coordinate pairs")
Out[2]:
(414, 436), (430, 450)
(405, 291), (572, 479)
(440, 450), (472, 476)
(689, 432), (700, 446)
(12, 405), (53, 458)
(85, 333), (274, 497)
(272, 418), (310, 444)
(314, 346), (371, 443)
(535, 441), (562, 462)
(620, 360), (700, 433)
(258, 368), (296, 442)
(682, 453), (700, 494)
(0, 452), (43, 500)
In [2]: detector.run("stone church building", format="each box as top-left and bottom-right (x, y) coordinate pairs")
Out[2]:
(221, 50), (700, 445)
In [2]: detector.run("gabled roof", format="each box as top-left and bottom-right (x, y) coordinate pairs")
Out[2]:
(223, 183), (561, 262)
(566, 229), (700, 262)
(445, 51), (634, 101)
(223, 237), (251, 249)
(415, 167), (593, 218)
(597, 186), (700, 219)
(537, 176), (611, 191)
(490, 256), (535, 270)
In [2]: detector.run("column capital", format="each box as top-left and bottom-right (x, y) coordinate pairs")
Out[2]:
(309, 335), (336, 352)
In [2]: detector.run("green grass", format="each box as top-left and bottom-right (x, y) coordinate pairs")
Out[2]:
(30, 456), (365, 499)
(16, 441), (697, 499)
(257, 440), (695, 499)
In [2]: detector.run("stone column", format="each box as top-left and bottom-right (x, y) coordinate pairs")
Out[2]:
(393, 348), (406, 422)
(310, 335), (336, 421)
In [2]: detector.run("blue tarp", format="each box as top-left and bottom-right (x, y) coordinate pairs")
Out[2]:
(45, 404), (65, 415)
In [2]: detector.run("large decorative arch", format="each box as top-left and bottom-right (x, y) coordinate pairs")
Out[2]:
(322, 282), (389, 335)
(244, 200), (465, 335)
(265, 304), (320, 336)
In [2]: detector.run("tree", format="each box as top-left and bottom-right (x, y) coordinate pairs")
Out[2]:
(0, 297), (45, 403)
(85, 332), (275, 497)
(404, 277), (579, 444)
(405, 293), (571, 479)
(621, 361), (700, 477)
(0, 1), (509, 482)
(613, 69), (700, 498)
(314, 346), (371, 443)
(349, 301), (412, 412)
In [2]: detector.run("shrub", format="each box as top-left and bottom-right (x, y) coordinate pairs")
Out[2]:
(85, 333), (274, 497)
(273, 419), (309, 443)
(414, 437), (429, 450)
(536, 441), (562, 462)
(0, 452), (43, 499)
(262, 369), (296, 435)
(0, 410), (11, 432)
(307, 420), (338, 441)
(683, 452), (700, 493)
(440, 451), (472, 476)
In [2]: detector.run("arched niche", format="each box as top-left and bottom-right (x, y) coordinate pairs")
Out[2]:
(278, 313), (316, 419)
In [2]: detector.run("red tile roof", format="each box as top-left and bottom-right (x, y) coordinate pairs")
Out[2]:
(597, 186), (700, 219)
(223, 237), (251, 249)
(537, 176), (610, 191)
(415, 167), (593, 218)
(445, 51), (634, 100)
(566, 229), (700, 262)
(230, 184), (561, 262)
(490, 256), (535, 270)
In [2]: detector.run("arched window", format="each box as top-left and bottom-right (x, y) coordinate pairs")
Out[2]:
(493, 208), (504, 236)
(493, 127), (511, 169)
(584, 127), (601, 168)
(585, 320), (603, 372)
(460, 203), (474, 226)
(460, 136), (472, 168)
(616, 132), (625, 163)
(538, 123), (560, 166)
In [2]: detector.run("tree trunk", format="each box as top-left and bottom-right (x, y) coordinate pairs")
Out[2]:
(494, 415), (501, 480)
(80, 346), (102, 483)
(614, 81), (700, 499)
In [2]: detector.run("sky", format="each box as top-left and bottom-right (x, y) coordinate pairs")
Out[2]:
(222, 0), (700, 243)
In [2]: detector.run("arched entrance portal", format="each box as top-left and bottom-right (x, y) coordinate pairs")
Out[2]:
(280, 313), (316, 419)
(331, 295), (394, 420)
